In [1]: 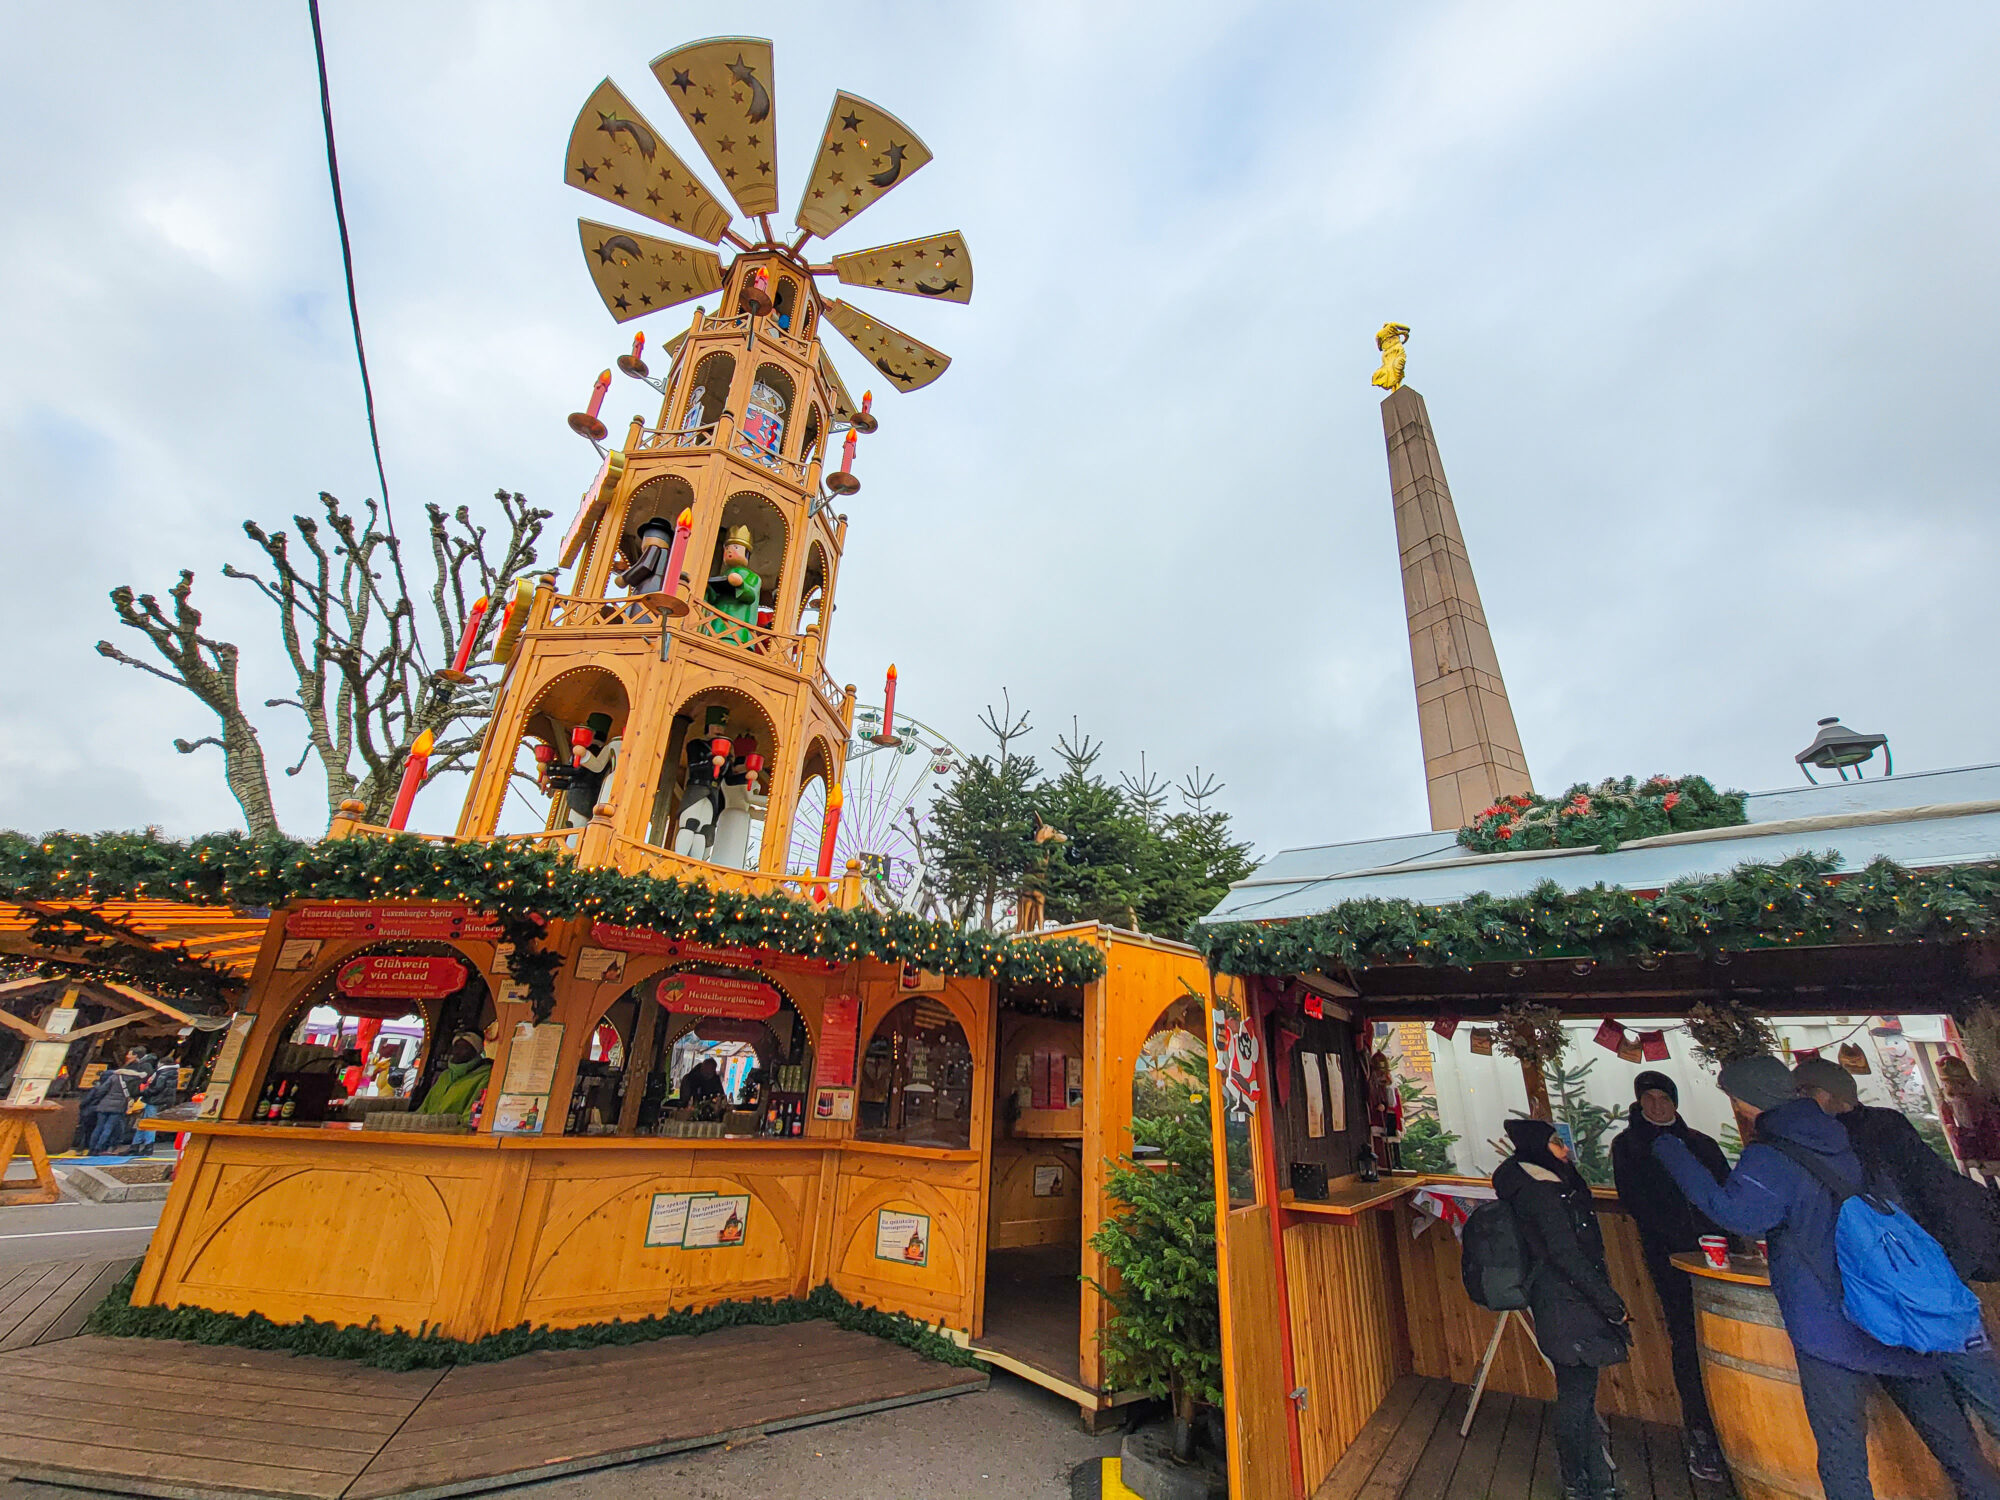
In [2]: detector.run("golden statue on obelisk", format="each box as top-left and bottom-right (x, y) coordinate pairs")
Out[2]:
(1369, 322), (1411, 393)
(1372, 323), (1533, 829)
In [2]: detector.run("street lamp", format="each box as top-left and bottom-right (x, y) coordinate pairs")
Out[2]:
(1796, 716), (1892, 783)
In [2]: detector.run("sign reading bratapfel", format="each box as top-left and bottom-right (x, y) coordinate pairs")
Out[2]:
(656, 970), (780, 1021)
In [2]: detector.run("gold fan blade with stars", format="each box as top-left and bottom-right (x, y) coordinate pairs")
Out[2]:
(576, 220), (723, 323)
(563, 37), (971, 405)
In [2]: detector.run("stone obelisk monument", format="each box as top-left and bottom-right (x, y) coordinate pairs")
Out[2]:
(1372, 325), (1533, 830)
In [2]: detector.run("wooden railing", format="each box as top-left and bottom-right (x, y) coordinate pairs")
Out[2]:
(636, 420), (716, 452)
(490, 827), (584, 854)
(545, 594), (675, 631)
(608, 836), (867, 908)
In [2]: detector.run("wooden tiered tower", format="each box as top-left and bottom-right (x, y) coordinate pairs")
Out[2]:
(451, 37), (971, 894)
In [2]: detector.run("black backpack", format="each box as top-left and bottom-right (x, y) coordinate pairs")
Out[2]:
(1461, 1199), (1532, 1311)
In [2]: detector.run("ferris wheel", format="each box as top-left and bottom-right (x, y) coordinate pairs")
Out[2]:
(789, 706), (964, 913)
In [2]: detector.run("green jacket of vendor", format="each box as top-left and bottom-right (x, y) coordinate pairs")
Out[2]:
(419, 1031), (492, 1119)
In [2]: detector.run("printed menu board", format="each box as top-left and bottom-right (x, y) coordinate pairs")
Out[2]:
(812, 994), (861, 1091)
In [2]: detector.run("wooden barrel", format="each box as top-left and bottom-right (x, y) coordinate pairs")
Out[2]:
(1678, 1254), (1956, 1500)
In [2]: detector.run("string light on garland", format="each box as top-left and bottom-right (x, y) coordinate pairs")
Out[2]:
(1196, 851), (2000, 978)
(0, 829), (1106, 991)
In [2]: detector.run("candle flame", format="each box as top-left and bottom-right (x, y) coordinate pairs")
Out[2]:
(886, 663), (898, 679)
(676, 508), (694, 529)
(409, 729), (435, 757)
(472, 595), (489, 610)
(828, 784), (844, 808)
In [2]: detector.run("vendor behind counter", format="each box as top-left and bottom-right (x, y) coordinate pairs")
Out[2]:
(419, 1031), (493, 1120)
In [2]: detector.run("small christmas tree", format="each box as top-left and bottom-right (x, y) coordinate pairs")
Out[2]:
(1088, 1053), (1222, 1459)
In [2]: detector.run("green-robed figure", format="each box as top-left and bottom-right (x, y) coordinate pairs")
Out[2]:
(419, 1031), (493, 1120)
(703, 524), (761, 647)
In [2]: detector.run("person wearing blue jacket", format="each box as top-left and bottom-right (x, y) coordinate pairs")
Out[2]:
(1654, 1054), (2000, 1500)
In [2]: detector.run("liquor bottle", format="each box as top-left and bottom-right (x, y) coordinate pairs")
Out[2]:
(278, 1082), (296, 1120)
(788, 1100), (803, 1138)
(255, 1080), (278, 1120)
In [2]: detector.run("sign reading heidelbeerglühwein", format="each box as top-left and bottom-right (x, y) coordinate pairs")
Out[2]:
(655, 970), (780, 1020)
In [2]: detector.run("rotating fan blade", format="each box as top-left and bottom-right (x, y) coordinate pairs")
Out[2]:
(563, 79), (732, 244)
(577, 220), (723, 323)
(816, 348), (859, 423)
(793, 92), (932, 240)
(824, 300), (951, 393)
(649, 36), (778, 219)
(830, 232), (972, 304)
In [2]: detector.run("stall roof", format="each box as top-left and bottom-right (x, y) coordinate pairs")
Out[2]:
(0, 899), (267, 977)
(1202, 763), (2000, 925)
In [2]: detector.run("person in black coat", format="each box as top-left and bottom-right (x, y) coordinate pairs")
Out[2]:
(1495, 1117), (1629, 1500)
(1609, 1069), (1730, 1480)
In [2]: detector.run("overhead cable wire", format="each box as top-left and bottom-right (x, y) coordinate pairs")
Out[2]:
(306, 0), (427, 669)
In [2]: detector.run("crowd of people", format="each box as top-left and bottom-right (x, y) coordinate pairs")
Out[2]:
(1490, 1054), (2000, 1500)
(67, 1044), (180, 1157)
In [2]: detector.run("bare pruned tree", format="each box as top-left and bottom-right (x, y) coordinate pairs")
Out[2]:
(97, 488), (549, 837)
(1120, 750), (1169, 829)
(977, 688), (1033, 767)
(1179, 766), (1225, 816)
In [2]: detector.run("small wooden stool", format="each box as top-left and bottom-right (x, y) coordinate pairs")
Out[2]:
(0, 1104), (63, 1206)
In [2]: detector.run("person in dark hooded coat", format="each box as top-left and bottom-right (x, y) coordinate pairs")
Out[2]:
(1655, 1056), (2000, 1500)
(1495, 1117), (1628, 1500)
(1610, 1069), (1729, 1480)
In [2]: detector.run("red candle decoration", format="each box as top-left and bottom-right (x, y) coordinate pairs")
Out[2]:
(618, 330), (649, 380)
(629, 331), (644, 360)
(743, 751), (764, 795)
(386, 729), (435, 831)
(532, 742), (557, 789)
(841, 423), (858, 473)
(711, 736), (734, 780)
(571, 724), (596, 765)
(586, 369), (611, 420)
(445, 595), (489, 676)
(661, 508), (693, 602)
(816, 783), (844, 878)
(880, 664), (899, 741)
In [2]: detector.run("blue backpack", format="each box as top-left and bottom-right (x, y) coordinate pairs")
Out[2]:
(1770, 1139), (1983, 1354)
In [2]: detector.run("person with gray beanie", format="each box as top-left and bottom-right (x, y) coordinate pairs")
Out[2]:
(1797, 1055), (2000, 1445)
(1656, 1055), (2000, 1499)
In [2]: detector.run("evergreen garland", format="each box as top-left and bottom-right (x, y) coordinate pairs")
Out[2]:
(1458, 775), (1747, 854)
(84, 1265), (979, 1373)
(1194, 852), (2000, 977)
(0, 829), (1105, 990)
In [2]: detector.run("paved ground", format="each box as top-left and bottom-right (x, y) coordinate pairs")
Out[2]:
(0, 1194), (162, 1267)
(508, 1371), (1125, 1500)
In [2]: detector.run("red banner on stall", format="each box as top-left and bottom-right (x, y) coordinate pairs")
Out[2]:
(336, 954), (468, 999)
(656, 970), (781, 1020)
(813, 994), (861, 1090)
(591, 924), (838, 973)
(289, 904), (499, 940)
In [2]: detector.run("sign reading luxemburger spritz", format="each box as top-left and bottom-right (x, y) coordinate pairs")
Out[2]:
(336, 955), (468, 1000)
(655, 970), (780, 1021)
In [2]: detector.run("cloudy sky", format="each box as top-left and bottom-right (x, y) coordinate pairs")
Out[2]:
(3, 2), (1997, 864)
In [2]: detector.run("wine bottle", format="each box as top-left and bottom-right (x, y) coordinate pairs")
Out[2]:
(256, 1080), (277, 1120)
(279, 1082), (296, 1120)
(789, 1100), (803, 1138)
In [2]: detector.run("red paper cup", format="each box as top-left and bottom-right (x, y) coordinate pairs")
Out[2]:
(1700, 1235), (1730, 1270)
(1756, 1239), (1769, 1261)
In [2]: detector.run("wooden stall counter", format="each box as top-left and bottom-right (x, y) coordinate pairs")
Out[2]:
(1673, 1251), (1970, 1500)
(1278, 1173), (1431, 1219)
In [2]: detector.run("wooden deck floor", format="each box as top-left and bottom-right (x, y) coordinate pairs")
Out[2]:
(976, 1244), (1083, 1386)
(1315, 1375), (1735, 1500)
(0, 1320), (988, 1499)
(0, 1256), (139, 1352)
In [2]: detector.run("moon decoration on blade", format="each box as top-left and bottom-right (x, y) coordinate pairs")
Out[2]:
(576, 220), (724, 323)
(823, 300), (951, 393)
(830, 233), (972, 304)
(565, 79), (732, 244)
(562, 38), (971, 408)
(648, 36), (779, 219)
(792, 92), (933, 240)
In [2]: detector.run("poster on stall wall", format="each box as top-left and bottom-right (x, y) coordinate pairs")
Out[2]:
(491, 1094), (546, 1135)
(898, 963), (946, 993)
(490, 942), (515, 975)
(197, 1013), (256, 1121)
(573, 946), (626, 984)
(1469, 1030), (1495, 1056)
(1065, 1055), (1084, 1109)
(875, 1209), (930, 1267)
(276, 938), (324, 971)
(1325, 1051), (1346, 1131)
(1301, 1053), (1327, 1139)
(684, 1194), (749, 1248)
(813, 994), (861, 1090)
(1034, 1164), (1064, 1197)
(645, 1192), (695, 1248)
(502, 1024), (565, 1096)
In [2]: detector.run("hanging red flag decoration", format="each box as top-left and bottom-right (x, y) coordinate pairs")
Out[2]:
(1594, 1019), (1627, 1054)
